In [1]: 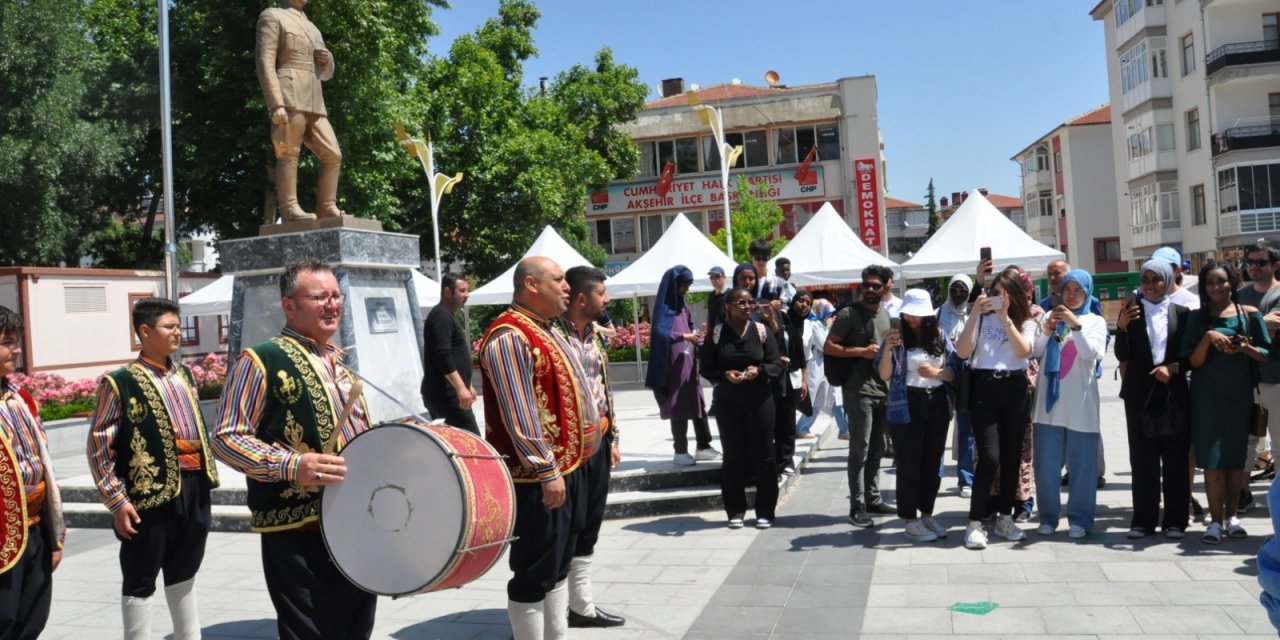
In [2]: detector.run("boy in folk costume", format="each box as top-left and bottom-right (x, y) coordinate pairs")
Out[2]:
(0, 305), (65, 638)
(88, 298), (219, 638)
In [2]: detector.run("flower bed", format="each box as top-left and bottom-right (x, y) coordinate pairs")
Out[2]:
(469, 322), (653, 364)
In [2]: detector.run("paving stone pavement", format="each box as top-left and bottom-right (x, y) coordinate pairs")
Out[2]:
(41, 352), (1280, 638)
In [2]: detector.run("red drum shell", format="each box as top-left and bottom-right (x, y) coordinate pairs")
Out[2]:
(320, 421), (515, 596)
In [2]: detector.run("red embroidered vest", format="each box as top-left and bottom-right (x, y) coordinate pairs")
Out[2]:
(481, 308), (598, 482)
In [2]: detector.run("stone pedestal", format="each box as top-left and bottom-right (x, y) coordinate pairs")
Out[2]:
(221, 227), (426, 423)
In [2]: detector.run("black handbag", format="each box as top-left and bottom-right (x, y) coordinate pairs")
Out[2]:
(1141, 381), (1183, 440)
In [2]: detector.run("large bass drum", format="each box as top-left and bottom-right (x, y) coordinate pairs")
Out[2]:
(320, 421), (515, 596)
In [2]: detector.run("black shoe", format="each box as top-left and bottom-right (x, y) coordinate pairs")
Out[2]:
(884, 446), (895, 459)
(1061, 473), (1069, 487)
(849, 508), (874, 528)
(1191, 497), (1205, 518)
(1013, 509), (1032, 523)
(568, 607), (626, 628)
(1096, 476), (1106, 489)
(868, 502), (896, 515)
(1240, 489), (1256, 514)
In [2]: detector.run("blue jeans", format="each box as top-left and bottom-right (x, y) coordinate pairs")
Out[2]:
(796, 403), (850, 435)
(1034, 423), (1100, 531)
(955, 410), (975, 488)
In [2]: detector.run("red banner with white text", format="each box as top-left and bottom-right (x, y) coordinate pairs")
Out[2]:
(854, 158), (882, 252)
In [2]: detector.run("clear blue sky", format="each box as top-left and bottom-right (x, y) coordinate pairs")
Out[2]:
(430, 1), (1110, 203)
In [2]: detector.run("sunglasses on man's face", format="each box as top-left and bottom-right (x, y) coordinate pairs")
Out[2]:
(1247, 259), (1273, 267)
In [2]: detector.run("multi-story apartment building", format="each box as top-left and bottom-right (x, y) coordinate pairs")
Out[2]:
(1091, 0), (1280, 270)
(584, 75), (887, 274)
(1011, 105), (1126, 273)
(884, 197), (928, 264)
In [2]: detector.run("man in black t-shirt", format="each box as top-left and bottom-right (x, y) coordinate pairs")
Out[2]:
(1239, 240), (1280, 507)
(824, 265), (893, 527)
(421, 273), (480, 435)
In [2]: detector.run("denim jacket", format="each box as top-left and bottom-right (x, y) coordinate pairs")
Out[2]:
(873, 334), (963, 425)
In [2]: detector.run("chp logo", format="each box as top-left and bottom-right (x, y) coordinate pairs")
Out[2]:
(793, 147), (818, 192)
(589, 187), (609, 211)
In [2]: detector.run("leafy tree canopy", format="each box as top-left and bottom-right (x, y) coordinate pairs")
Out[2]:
(710, 179), (786, 263)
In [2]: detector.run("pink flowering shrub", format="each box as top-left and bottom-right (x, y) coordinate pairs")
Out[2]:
(11, 372), (97, 407)
(468, 323), (653, 362)
(186, 352), (228, 400)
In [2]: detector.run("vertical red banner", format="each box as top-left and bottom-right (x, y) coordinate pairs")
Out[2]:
(854, 158), (882, 251)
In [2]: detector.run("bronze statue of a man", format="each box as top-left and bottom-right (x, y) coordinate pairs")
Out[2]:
(256, 0), (344, 222)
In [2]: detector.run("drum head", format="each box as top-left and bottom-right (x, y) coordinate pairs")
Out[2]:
(321, 423), (464, 596)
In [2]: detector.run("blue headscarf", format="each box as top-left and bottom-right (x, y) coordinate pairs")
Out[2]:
(644, 265), (694, 391)
(1042, 269), (1093, 413)
(809, 298), (835, 322)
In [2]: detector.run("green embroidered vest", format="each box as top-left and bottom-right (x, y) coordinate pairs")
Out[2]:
(104, 363), (220, 511)
(242, 336), (342, 532)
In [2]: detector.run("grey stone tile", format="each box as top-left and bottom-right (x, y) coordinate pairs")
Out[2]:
(1040, 606), (1142, 634)
(945, 563), (1027, 584)
(722, 561), (802, 587)
(861, 606), (952, 634)
(1218, 604), (1277, 635)
(1020, 561), (1107, 583)
(1128, 604), (1242, 634)
(1099, 560), (1192, 582)
(684, 605), (780, 635)
(871, 564), (948, 585)
(1152, 580), (1259, 606)
(950, 604), (1046, 635)
(866, 583), (992, 609)
(650, 564), (733, 585)
(1177, 559), (1259, 582)
(986, 582), (1077, 607)
(607, 603), (705, 638)
(707, 584), (792, 608)
(795, 562), (874, 587)
(786, 582), (869, 609)
(775, 604), (864, 635)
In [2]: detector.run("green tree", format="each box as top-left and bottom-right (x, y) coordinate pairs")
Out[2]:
(925, 177), (942, 237)
(81, 221), (192, 270)
(413, 1), (647, 281)
(709, 179), (786, 263)
(0, 0), (136, 265)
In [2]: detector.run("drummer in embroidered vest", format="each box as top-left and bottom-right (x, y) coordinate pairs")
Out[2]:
(554, 266), (625, 629)
(0, 305), (65, 639)
(211, 260), (374, 640)
(88, 297), (219, 639)
(481, 256), (600, 640)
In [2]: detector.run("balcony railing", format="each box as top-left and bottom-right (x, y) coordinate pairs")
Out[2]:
(1212, 119), (1280, 157)
(1206, 39), (1280, 76)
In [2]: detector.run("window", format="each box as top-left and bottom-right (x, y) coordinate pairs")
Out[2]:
(662, 211), (703, 232)
(1191, 184), (1206, 225)
(702, 135), (721, 172)
(636, 141), (658, 178)
(1156, 123), (1175, 151)
(1185, 108), (1201, 151)
(1127, 128), (1153, 160)
(775, 127), (797, 165)
(1180, 34), (1195, 76)
(1032, 191), (1053, 218)
(1096, 238), (1122, 262)
(773, 125), (827, 165)
(1120, 41), (1149, 93)
(612, 217), (636, 253)
(638, 214), (664, 251)
(1151, 47), (1168, 80)
(1265, 13), (1278, 44)
(1054, 150), (1062, 172)
(1271, 92), (1280, 123)
(674, 137), (698, 174)
(816, 125), (840, 161)
(590, 219), (613, 253)
(1130, 182), (1179, 228)
(723, 129), (768, 168)
(218, 314), (229, 344)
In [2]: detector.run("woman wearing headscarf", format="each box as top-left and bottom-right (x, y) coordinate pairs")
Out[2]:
(646, 265), (720, 466)
(940, 274), (976, 495)
(773, 290), (809, 475)
(1115, 259), (1191, 539)
(1031, 269), (1108, 538)
(1181, 260), (1270, 543)
(796, 299), (850, 439)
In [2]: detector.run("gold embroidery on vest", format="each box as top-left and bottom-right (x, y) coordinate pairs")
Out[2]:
(280, 410), (318, 500)
(274, 370), (303, 404)
(0, 427), (27, 573)
(127, 427), (162, 496)
(273, 338), (336, 451)
(126, 364), (181, 508)
(126, 397), (147, 423)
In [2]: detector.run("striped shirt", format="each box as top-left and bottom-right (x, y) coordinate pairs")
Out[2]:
(558, 318), (616, 441)
(87, 356), (205, 513)
(483, 304), (600, 481)
(212, 328), (370, 484)
(0, 377), (46, 489)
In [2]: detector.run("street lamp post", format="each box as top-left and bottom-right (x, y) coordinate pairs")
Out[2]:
(687, 93), (743, 260)
(396, 124), (463, 283)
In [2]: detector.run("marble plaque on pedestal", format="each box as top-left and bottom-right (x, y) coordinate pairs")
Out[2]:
(221, 227), (428, 423)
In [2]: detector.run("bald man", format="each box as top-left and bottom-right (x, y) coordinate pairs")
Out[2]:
(480, 257), (601, 640)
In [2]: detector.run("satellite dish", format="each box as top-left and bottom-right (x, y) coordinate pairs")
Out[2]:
(765, 70), (780, 87)
(655, 82), (665, 98)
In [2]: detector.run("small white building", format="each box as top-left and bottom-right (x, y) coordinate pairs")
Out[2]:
(1011, 104), (1125, 273)
(0, 267), (224, 381)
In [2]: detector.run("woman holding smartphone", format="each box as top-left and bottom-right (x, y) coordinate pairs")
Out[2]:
(701, 287), (784, 529)
(1031, 269), (1108, 538)
(876, 289), (960, 542)
(955, 267), (1039, 549)
(1181, 260), (1271, 543)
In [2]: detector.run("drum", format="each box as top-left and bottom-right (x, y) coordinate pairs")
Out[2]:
(321, 421), (515, 596)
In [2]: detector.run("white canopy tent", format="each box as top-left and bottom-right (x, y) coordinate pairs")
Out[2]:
(178, 274), (234, 316)
(466, 225), (595, 306)
(178, 270), (441, 317)
(605, 215), (735, 297)
(773, 203), (899, 285)
(900, 190), (1065, 279)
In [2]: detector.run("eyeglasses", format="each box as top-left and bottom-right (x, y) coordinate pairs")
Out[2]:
(0, 339), (18, 350)
(862, 282), (884, 291)
(294, 294), (344, 305)
(1247, 259), (1273, 267)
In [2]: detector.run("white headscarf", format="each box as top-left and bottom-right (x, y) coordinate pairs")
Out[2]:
(939, 273), (972, 338)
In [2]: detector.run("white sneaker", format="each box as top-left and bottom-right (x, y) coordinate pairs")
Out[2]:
(673, 453), (696, 466)
(1036, 523), (1055, 536)
(904, 520), (938, 542)
(960, 486), (972, 498)
(1068, 525), (1088, 539)
(964, 521), (987, 550)
(695, 447), (722, 462)
(994, 515), (1026, 541)
(921, 515), (947, 538)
